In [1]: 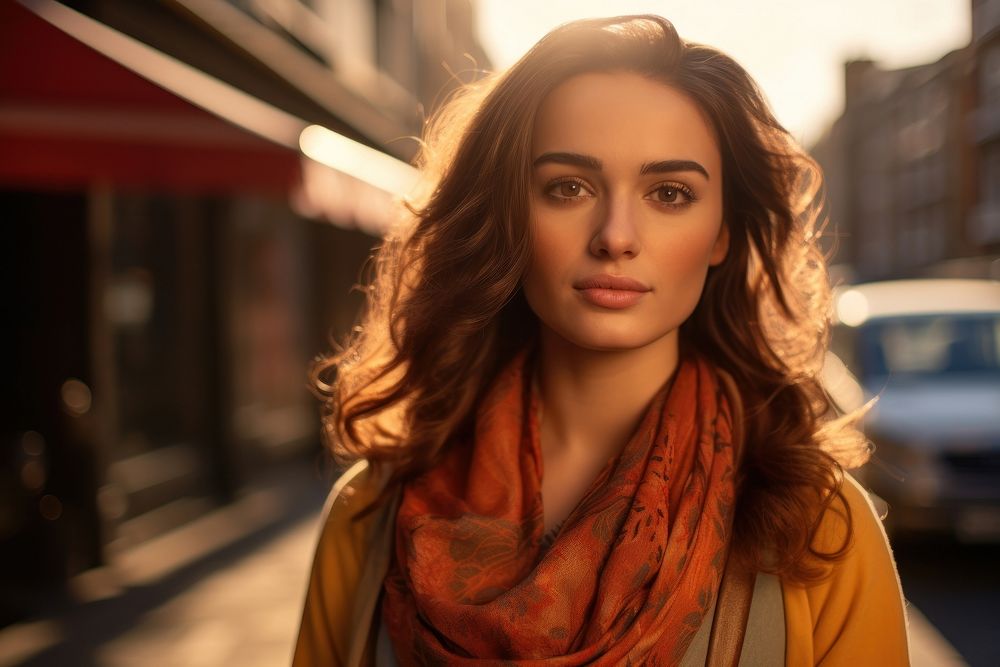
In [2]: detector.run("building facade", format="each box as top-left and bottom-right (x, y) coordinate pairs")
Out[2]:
(811, 0), (999, 283)
(1, 0), (489, 623)
(970, 0), (1000, 248)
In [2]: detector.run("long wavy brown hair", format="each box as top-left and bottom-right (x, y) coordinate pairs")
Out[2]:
(310, 15), (869, 584)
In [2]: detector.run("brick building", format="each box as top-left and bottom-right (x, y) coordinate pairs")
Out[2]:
(811, 0), (1000, 282)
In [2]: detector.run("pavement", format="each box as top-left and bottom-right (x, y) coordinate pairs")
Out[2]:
(0, 461), (331, 667)
(0, 461), (971, 667)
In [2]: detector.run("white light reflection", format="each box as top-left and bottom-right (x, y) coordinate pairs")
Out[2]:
(299, 125), (420, 197)
(836, 289), (870, 327)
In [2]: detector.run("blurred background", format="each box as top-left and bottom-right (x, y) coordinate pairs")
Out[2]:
(0, 0), (997, 665)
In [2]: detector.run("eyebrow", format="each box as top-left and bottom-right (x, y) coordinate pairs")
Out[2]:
(532, 151), (710, 180)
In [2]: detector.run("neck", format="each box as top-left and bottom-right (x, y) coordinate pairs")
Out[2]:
(534, 327), (680, 462)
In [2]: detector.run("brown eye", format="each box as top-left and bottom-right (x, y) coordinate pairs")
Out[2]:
(657, 186), (680, 203)
(648, 183), (696, 209)
(545, 179), (592, 202)
(557, 181), (583, 197)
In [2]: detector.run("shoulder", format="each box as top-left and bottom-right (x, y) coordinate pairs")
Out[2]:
(323, 459), (385, 524)
(292, 459), (389, 667)
(804, 473), (906, 617)
(782, 472), (911, 666)
(812, 472), (887, 558)
(313, 459), (392, 572)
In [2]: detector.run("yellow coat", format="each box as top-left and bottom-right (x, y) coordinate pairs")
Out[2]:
(293, 462), (910, 666)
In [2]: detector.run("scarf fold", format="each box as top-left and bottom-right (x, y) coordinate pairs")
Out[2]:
(382, 352), (737, 665)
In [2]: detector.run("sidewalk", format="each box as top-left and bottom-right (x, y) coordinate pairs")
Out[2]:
(0, 461), (331, 667)
(0, 462), (970, 667)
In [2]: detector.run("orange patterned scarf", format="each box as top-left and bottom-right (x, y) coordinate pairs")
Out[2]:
(381, 352), (737, 664)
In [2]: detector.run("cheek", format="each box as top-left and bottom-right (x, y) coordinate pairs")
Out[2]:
(530, 221), (565, 271)
(650, 222), (724, 303)
(523, 216), (573, 301)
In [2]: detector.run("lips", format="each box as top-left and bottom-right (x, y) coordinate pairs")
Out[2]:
(573, 274), (651, 309)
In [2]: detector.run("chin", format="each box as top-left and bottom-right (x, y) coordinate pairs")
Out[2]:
(553, 323), (674, 353)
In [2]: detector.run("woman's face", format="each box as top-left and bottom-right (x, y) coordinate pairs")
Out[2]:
(523, 71), (728, 353)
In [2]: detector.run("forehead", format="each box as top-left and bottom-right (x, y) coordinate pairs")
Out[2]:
(532, 71), (720, 173)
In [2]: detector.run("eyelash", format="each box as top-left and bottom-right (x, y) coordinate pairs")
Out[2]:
(649, 182), (698, 209)
(543, 178), (698, 210)
(543, 178), (591, 203)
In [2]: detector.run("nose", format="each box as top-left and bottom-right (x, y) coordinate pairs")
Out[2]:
(589, 194), (640, 259)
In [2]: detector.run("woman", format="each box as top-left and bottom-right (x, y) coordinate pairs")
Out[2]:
(294, 15), (909, 666)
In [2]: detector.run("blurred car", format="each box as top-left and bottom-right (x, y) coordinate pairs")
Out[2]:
(827, 279), (1000, 542)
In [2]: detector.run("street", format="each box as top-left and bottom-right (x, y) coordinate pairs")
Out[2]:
(0, 463), (328, 667)
(896, 538), (1000, 667)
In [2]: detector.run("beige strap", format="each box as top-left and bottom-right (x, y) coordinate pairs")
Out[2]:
(705, 550), (755, 667)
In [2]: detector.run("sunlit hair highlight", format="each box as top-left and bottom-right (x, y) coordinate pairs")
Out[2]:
(310, 15), (870, 584)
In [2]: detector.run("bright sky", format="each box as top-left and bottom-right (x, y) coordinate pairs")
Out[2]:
(474, 0), (970, 147)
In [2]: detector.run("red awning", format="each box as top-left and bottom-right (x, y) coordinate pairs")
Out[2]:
(0, 0), (301, 194)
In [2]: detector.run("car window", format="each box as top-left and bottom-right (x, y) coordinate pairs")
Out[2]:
(858, 314), (1000, 380)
